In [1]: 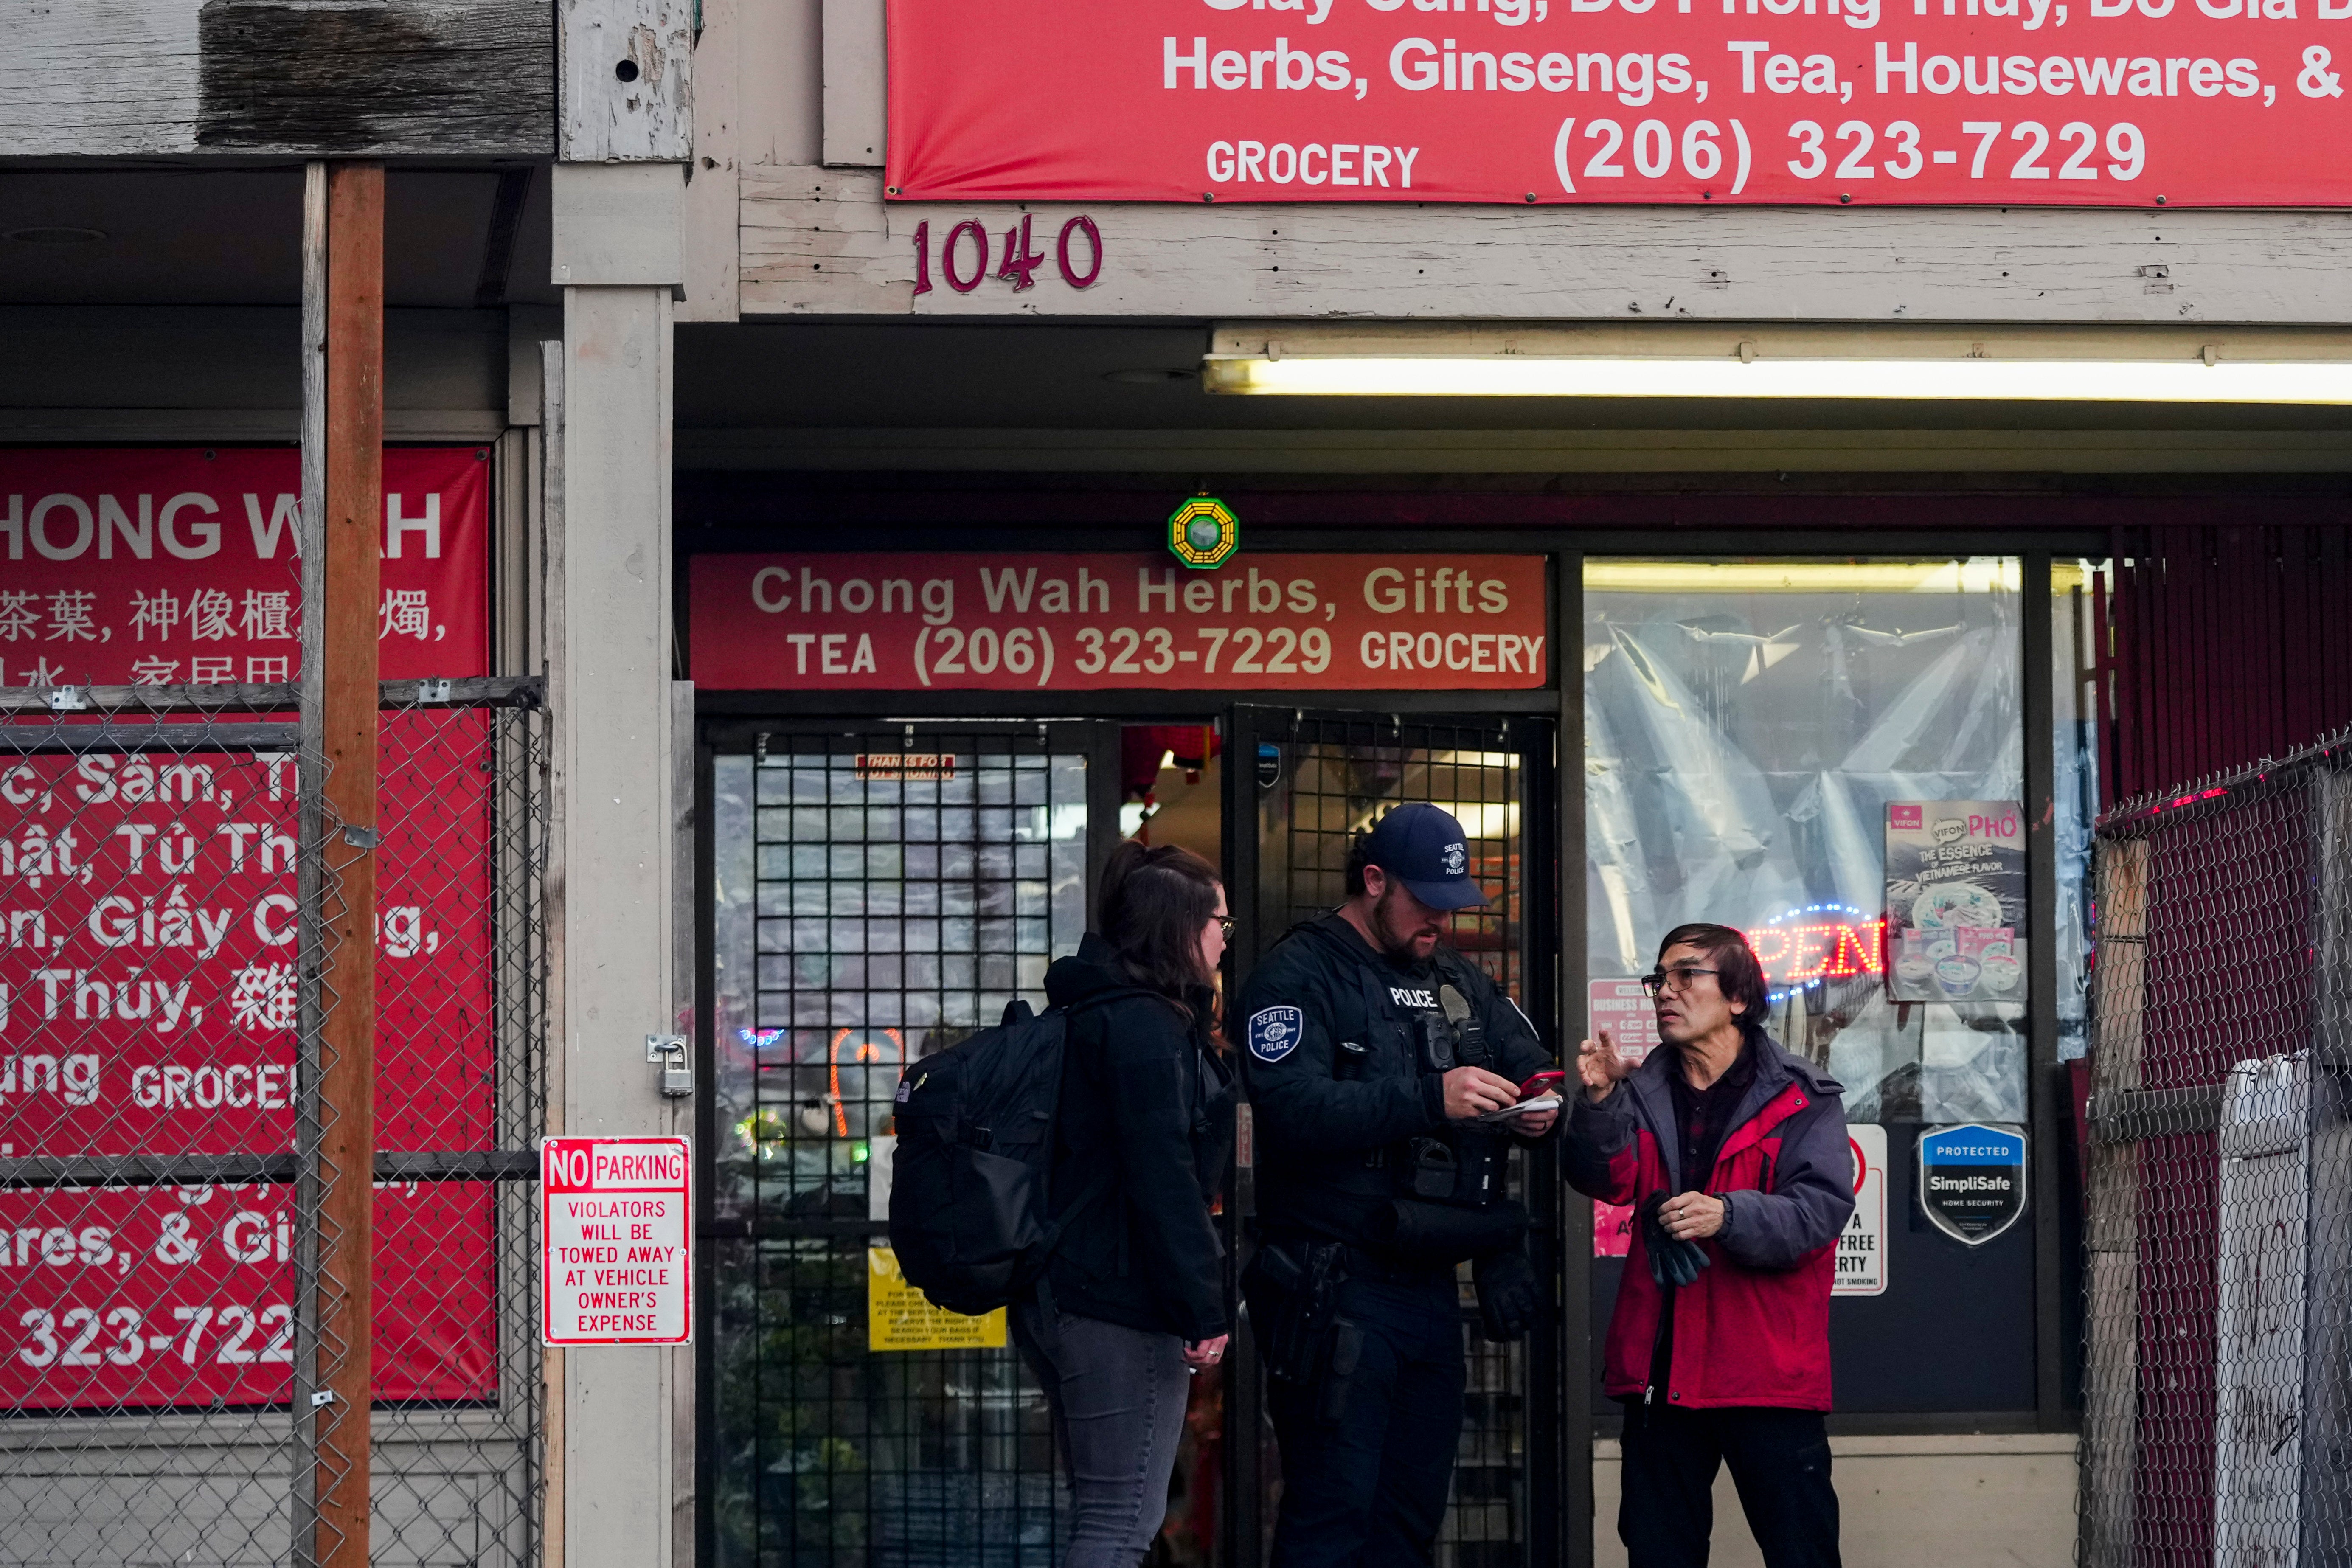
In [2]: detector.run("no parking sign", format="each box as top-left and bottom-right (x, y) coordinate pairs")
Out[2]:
(540, 1137), (692, 1346)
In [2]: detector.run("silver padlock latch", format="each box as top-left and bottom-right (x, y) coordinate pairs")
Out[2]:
(646, 1034), (692, 1099)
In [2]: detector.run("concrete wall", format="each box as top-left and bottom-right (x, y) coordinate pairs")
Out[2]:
(1593, 1434), (2079, 1568)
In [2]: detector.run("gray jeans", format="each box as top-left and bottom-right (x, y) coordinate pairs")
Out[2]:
(1012, 1303), (1192, 1568)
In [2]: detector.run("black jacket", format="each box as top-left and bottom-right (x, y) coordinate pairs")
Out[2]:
(1234, 915), (1554, 1250)
(1039, 935), (1236, 1342)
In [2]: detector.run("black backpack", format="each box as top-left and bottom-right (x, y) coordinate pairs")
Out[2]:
(887, 992), (1145, 1317)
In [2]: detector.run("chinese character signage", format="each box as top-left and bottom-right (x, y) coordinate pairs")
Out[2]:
(0, 447), (492, 1410)
(0, 449), (481, 687)
(688, 553), (1548, 691)
(889, 0), (2352, 205)
(1884, 800), (2026, 1004)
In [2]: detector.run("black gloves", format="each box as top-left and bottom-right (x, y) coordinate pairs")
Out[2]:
(1639, 1192), (1712, 1289)
(1472, 1246), (1541, 1341)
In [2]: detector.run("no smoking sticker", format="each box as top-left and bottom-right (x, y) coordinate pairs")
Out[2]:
(1837, 1125), (1888, 1297)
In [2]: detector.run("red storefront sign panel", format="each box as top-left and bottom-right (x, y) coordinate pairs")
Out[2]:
(0, 447), (494, 1409)
(540, 1138), (691, 1347)
(689, 553), (1549, 691)
(888, 0), (2352, 207)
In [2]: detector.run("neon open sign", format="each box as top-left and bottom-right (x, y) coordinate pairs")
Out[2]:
(1743, 904), (1886, 1001)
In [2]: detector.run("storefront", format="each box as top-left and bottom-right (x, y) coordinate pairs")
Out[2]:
(686, 540), (1560, 1563)
(675, 491), (2133, 1566)
(654, 0), (2352, 1547)
(12, 2), (2352, 1565)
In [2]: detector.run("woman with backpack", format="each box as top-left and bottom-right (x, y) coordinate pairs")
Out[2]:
(1022, 838), (1237, 1568)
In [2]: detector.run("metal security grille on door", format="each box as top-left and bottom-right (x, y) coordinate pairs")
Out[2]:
(1234, 711), (1556, 1568)
(1265, 718), (1526, 1003)
(706, 729), (1093, 1568)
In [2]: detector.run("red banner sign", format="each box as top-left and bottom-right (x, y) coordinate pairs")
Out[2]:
(689, 553), (1549, 690)
(888, 0), (2352, 205)
(0, 447), (493, 1410)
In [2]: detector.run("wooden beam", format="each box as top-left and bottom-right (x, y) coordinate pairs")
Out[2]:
(679, 0), (744, 323)
(820, 0), (885, 168)
(315, 158), (385, 1568)
(538, 335), (570, 1568)
(562, 0), (694, 162)
(740, 165), (2352, 324)
(6, 0), (551, 157)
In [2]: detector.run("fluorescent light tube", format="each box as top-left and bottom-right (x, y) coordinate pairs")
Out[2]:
(1202, 354), (2352, 403)
(1583, 561), (2022, 593)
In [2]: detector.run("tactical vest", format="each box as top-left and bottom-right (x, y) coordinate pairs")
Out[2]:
(1326, 947), (1507, 1211)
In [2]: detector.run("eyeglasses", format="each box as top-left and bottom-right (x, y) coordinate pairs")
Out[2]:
(1213, 917), (1236, 939)
(1640, 965), (1722, 997)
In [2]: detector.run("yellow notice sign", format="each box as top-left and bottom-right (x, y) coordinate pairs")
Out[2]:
(866, 1246), (1008, 1352)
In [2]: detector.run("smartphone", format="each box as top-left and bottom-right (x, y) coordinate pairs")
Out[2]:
(1518, 1069), (1567, 1098)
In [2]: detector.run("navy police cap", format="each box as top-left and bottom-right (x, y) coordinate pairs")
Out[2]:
(1362, 803), (1488, 911)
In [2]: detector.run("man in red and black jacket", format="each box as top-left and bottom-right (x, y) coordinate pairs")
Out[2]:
(1566, 922), (1854, 1568)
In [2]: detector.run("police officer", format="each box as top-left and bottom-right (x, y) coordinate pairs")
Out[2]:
(1235, 803), (1560, 1568)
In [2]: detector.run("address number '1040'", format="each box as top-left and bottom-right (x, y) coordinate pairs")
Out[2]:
(913, 214), (1104, 296)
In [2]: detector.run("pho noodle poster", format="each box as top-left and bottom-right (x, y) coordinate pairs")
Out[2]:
(1885, 801), (2026, 1005)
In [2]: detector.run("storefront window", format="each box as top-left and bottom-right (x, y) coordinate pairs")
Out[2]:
(2053, 560), (2109, 1062)
(1584, 559), (2026, 1123)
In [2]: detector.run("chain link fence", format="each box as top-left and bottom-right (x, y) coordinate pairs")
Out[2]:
(0, 677), (548, 1568)
(2079, 725), (2352, 1568)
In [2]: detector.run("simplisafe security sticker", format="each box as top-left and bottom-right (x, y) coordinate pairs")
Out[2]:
(1249, 1006), (1303, 1062)
(1917, 1123), (2028, 1246)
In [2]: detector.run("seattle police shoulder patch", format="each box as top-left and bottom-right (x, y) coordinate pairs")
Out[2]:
(1248, 1006), (1304, 1063)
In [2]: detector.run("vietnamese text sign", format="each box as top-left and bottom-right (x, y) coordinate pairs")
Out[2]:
(1886, 799), (2026, 1004)
(866, 1245), (1008, 1351)
(1836, 1123), (1888, 1295)
(0, 447), (493, 1411)
(541, 1138), (692, 1346)
(689, 554), (1548, 691)
(890, 0), (2352, 206)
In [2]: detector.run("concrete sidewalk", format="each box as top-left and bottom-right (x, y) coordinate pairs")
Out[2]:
(1594, 1432), (2078, 1568)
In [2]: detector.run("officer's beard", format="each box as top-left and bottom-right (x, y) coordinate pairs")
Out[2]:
(1374, 885), (1445, 964)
